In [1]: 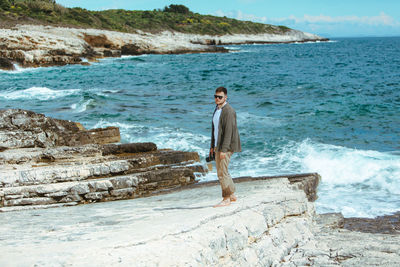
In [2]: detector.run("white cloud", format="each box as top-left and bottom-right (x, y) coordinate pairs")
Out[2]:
(214, 10), (400, 36)
(215, 10), (400, 27)
(236, 10), (267, 23)
(215, 10), (267, 23)
(268, 12), (400, 27)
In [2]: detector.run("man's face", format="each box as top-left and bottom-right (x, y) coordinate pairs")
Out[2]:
(214, 92), (227, 105)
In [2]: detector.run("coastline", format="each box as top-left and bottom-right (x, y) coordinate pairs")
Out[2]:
(0, 109), (399, 266)
(0, 24), (328, 70)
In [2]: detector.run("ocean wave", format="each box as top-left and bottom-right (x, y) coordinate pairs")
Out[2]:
(274, 139), (400, 217)
(291, 40), (336, 45)
(0, 87), (80, 100)
(284, 140), (400, 192)
(0, 63), (40, 74)
(92, 119), (209, 153)
(219, 138), (400, 217)
(96, 55), (148, 64)
(71, 99), (94, 113)
(96, 89), (125, 97)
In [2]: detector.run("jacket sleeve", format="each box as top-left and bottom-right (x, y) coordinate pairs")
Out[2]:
(211, 120), (215, 149)
(220, 110), (236, 152)
(210, 106), (217, 149)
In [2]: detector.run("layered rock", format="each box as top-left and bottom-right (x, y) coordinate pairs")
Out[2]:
(0, 176), (319, 266)
(1, 175), (398, 266)
(0, 109), (119, 148)
(0, 109), (207, 211)
(0, 24), (328, 69)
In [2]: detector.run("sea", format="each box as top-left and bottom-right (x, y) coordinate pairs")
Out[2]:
(1, 37), (399, 218)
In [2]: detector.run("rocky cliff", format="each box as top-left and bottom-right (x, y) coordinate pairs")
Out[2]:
(0, 24), (328, 70)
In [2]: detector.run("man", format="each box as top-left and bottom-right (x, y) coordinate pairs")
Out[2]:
(210, 86), (241, 207)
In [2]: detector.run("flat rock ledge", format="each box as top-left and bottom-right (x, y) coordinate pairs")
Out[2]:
(0, 24), (328, 70)
(0, 109), (207, 212)
(1, 177), (399, 266)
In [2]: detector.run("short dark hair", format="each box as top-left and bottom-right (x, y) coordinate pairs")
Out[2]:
(215, 86), (227, 95)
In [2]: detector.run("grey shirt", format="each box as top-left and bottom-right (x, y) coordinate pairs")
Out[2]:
(211, 103), (242, 153)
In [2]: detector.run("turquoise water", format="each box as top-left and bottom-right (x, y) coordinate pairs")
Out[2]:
(1, 37), (399, 217)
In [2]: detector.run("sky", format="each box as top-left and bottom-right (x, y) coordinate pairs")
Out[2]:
(56, 0), (400, 37)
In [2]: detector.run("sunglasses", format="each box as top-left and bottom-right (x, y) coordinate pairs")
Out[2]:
(214, 95), (224, 99)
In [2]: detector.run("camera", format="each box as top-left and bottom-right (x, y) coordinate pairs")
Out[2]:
(206, 152), (215, 162)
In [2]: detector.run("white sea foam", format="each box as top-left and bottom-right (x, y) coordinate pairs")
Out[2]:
(96, 55), (148, 64)
(272, 139), (400, 217)
(0, 87), (80, 100)
(71, 99), (94, 113)
(93, 119), (209, 153)
(0, 64), (38, 74)
(121, 55), (148, 59)
(96, 89), (123, 97)
(93, 120), (147, 133)
(285, 140), (400, 192)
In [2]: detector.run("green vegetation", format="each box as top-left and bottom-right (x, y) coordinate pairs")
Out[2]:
(0, 1), (291, 35)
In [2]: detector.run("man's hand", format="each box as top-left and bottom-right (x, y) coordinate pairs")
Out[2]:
(220, 152), (226, 159)
(209, 148), (214, 157)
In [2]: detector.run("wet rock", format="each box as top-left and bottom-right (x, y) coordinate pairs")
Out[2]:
(102, 142), (157, 155)
(343, 212), (400, 234)
(0, 57), (15, 70)
(110, 188), (134, 197)
(121, 43), (142, 55)
(83, 34), (115, 49)
(102, 49), (121, 57)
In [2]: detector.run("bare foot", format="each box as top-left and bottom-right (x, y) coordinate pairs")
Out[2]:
(230, 194), (237, 202)
(213, 198), (231, 208)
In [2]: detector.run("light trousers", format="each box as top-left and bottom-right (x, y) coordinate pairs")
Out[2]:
(215, 151), (235, 198)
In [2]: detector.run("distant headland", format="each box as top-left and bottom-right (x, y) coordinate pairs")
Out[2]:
(0, 2), (328, 70)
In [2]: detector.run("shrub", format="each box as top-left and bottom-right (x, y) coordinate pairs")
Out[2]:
(278, 25), (290, 32)
(163, 4), (190, 14)
(219, 22), (230, 27)
(26, 0), (55, 14)
(0, 0), (10, 10)
(0, 1), (291, 36)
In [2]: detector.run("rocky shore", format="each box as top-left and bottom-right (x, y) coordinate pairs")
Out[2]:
(0, 109), (207, 211)
(1, 176), (399, 266)
(1, 109), (398, 266)
(0, 24), (328, 70)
